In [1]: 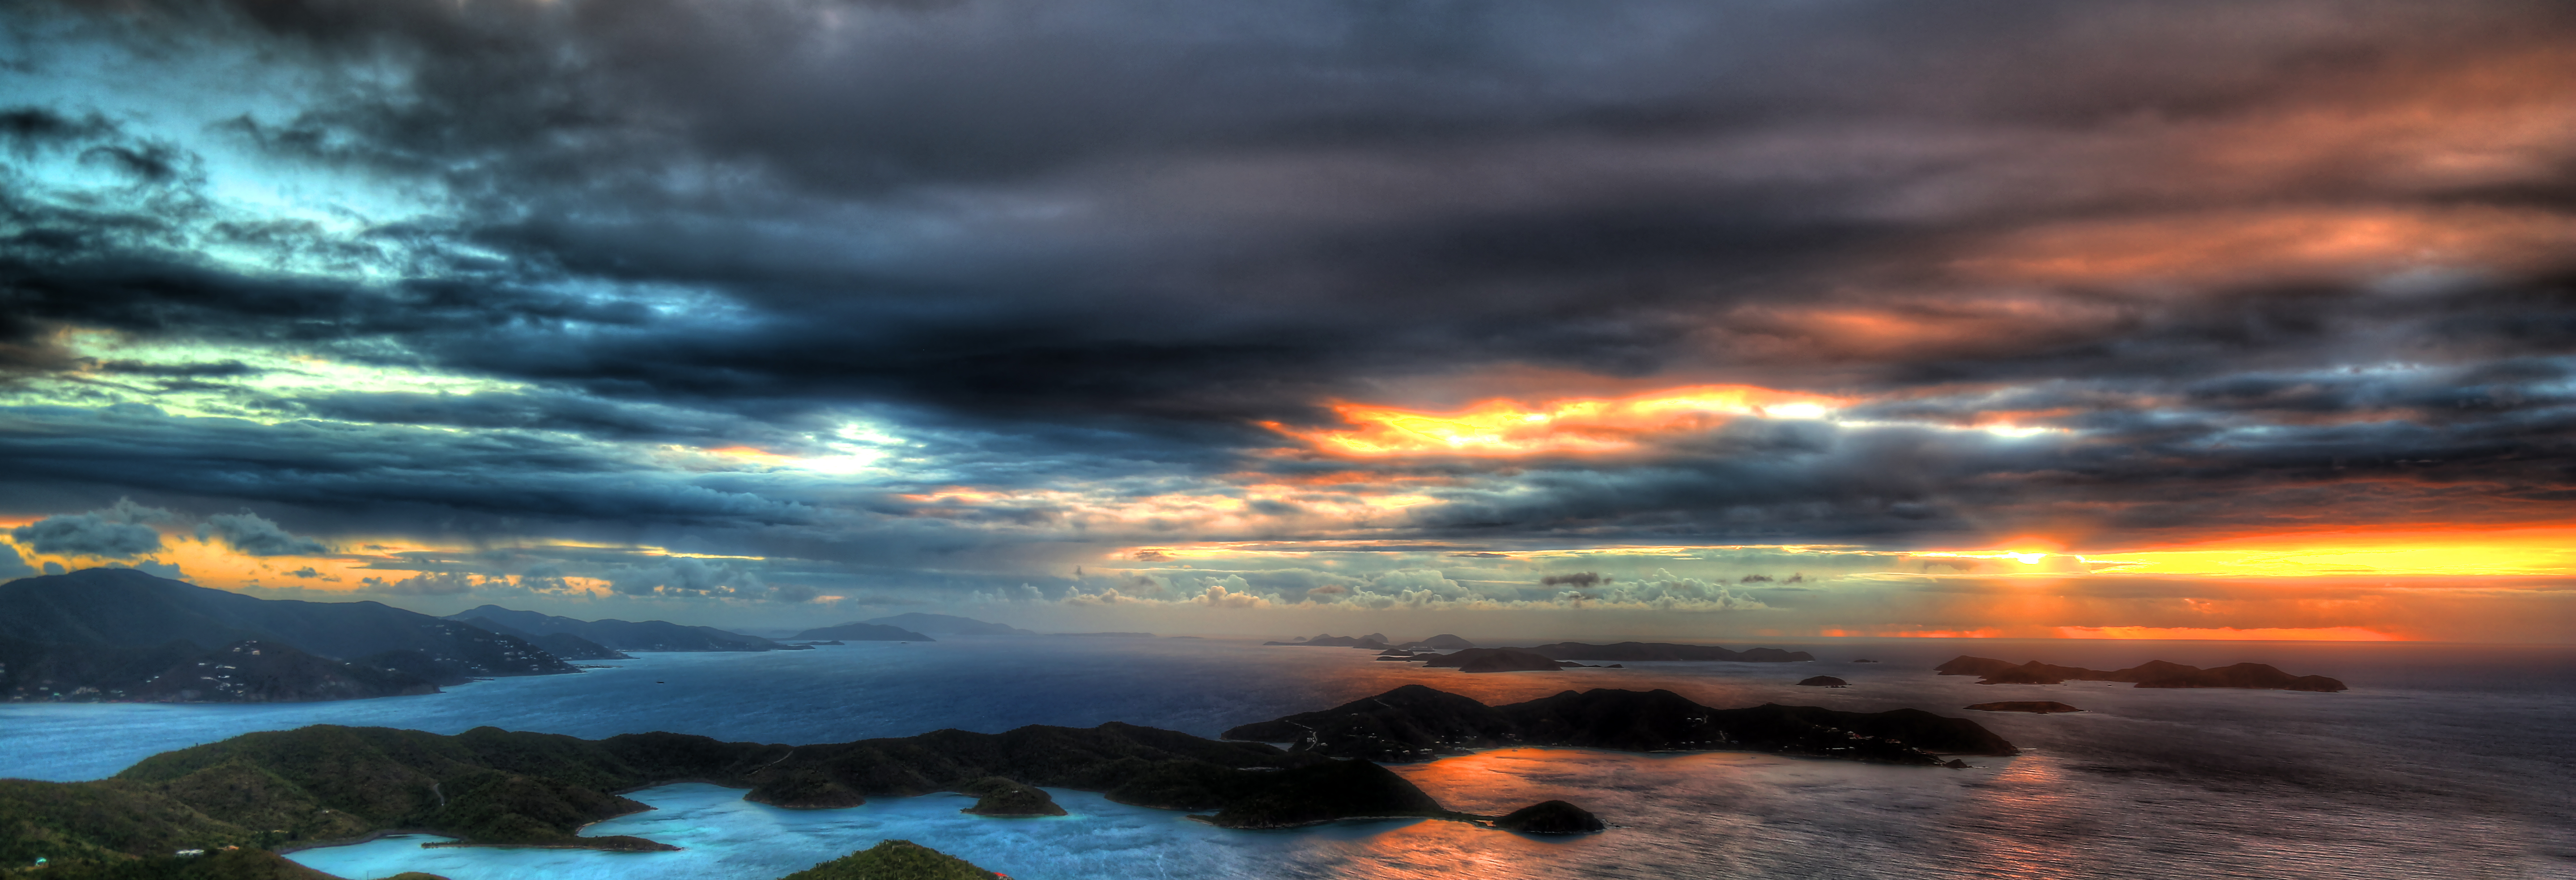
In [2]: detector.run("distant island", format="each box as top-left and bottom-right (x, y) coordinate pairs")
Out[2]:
(791, 613), (1044, 641)
(446, 604), (805, 653)
(860, 613), (1037, 637)
(1270, 636), (1815, 666)
(1934, 656), (2348, 692)
(1413, 647), (1621, 672)
(1519, 642), (1815, 662)
(1265, 632), (1394, 647)
(789, 622), (935, 641)
(1419, 647), (1566, 672)
(1224, 683), (2015, 764)
(1965, 701), (2083, 713)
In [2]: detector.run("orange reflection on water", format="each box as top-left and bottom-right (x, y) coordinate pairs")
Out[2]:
(1390, 747), (1779, 816)
(1947, 752), (2092, 880)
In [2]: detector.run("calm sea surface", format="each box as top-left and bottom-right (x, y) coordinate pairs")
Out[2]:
(3, 637), (2569, 879)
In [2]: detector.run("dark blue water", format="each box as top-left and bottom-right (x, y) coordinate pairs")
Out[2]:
(4, 637), (2569, 879)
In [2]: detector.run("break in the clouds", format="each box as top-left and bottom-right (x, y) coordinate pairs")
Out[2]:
(1, 0), (2572, 640)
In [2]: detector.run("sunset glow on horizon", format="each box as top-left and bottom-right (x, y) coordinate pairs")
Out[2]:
(1, 0), (2569, 646)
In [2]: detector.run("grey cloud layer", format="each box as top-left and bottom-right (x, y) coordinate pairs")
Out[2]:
(1, 0), (2572, 570)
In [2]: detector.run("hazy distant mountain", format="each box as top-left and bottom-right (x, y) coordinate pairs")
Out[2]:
(445, 604), (798, 652)
(1517, 642), (1815, 662)
(790, 621), (933, 641)
(0, 569), (580, 678)
(860, 613), (1034, 637)
(0, 635), (440, 703)
(451, 616), (632, 660)
(348, 619), (585, 683)
(1264, 633), (1391, 648)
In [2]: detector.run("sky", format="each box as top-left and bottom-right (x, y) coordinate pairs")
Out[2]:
(1, 0), (2571, 642)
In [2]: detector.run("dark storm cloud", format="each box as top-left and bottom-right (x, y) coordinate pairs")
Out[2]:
(0, 405), (822, 529)
(5, 0), (2560, 414)
(0, 107), (119, 155)
(7, 499), (176, 558)
(197, 510), (331, 556)
(0, 0), (2572, 559)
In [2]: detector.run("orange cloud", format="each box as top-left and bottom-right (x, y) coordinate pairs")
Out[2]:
(1956, 205), (2576, 289)
(1269, 384), (1846, 457)
(2054, 626), (2406, 641)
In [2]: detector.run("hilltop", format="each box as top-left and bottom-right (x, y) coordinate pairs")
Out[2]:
(0, 569), (578, 701)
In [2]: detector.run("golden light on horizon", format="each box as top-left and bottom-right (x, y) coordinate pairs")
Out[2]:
(2084, 525), (2576, 577)
(1268, 384), (1848, 457)
(2055, 626), (2405, 641)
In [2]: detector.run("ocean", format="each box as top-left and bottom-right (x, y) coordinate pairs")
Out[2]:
(2, 637), (2568, 879)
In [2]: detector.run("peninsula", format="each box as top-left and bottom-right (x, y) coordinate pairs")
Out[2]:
(1223, 684), (2015, 764)
(0, 569), (580, 701)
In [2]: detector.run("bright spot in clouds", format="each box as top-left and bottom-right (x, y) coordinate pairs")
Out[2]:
(1269, 385), (1848, 456)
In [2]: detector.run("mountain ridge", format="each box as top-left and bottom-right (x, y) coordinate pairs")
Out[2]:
(444, 604), (800, 653)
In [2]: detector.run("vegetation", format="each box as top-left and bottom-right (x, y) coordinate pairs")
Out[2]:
(0, 714), (1527, 873)
(956, 778), (1062, 816)
(1, 848), (341, 880)
(776, 841), (997, 880)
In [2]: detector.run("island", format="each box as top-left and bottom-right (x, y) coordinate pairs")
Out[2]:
(1223, 684), (2016, 764)
(1796, 676), (1848, 687)
(957, 777), (1066, 816)
(1417, 647), (1578, 672)
(1521, 642), (1815, 662)
(1964, 701), (2083, 713)
(1934, 656), (2347, 691)
(1382, 641), (1811, 672)
(446, 604), (805, 653)
(788, 622), (935, 642)
(856, 613), (1037, 637)
(1263, 633), (1391, 648)
(1493, 800), (1606, 834)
